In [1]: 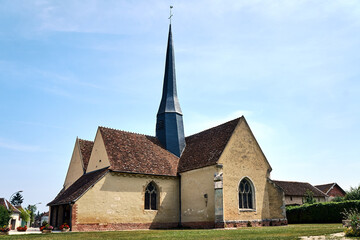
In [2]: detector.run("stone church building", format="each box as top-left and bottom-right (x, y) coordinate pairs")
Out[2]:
(48, 24), (287, 231)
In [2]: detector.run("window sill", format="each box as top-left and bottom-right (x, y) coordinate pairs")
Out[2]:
(144, 209), (158, 212)
(238, 208), (256, 212)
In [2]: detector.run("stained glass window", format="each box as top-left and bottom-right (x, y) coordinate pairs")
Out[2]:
(145, 182), (157, 210)
(239, 178), (254, 209)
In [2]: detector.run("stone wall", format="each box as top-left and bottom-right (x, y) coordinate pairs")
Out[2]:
(64, 139), (84, 190)
(180, 165), (216, 226)
(219, 118), (286, 223)
(86, 129), (110, 173)
(72, 172), (179, 231)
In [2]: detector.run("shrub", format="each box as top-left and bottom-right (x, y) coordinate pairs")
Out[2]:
(0, 225), (10, 232)
(0, 205), (11, 227)
(286, 200), (360, 223)
(304, 190), (316, 204)
(345, 185), (360, 201)
(331, 196), (345, 202)
(343, 209), (360, 237)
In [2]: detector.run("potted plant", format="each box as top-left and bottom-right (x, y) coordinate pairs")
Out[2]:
(17, 225), (27, 232)
(0, 225), (10, 235)
(60, 223), (70, 232)
(40, 221), (53, 233)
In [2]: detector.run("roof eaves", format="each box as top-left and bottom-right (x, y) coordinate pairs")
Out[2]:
(110, 170), (178, 178)
(72, 168), (109, 203)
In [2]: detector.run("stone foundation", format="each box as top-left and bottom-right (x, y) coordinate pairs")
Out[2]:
(72, 222), (179, 232)
(224, 218), (288, 228)
(181, 221), (215, 229)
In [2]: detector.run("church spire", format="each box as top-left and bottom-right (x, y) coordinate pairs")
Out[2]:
(156, 24), (185, 157)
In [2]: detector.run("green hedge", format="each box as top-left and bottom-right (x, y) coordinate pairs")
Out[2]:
(286, 200), (360, 223)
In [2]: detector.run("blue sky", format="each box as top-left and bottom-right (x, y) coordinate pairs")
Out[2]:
(0, 0), (359, 213)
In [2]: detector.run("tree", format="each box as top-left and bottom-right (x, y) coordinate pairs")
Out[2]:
(26, 205), (37, 226)
(345, 184), (360, 200)
(19, 209), (30, 226)
(304, 190), (316, 204)
(10, 192), (24, 206)
(0, 205), (11, 226)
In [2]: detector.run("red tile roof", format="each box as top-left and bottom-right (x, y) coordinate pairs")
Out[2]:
(273, 180), (327, 197)
(178, 117), (241, 172)
(100, 127), (180, 176)
(315, 183), (346, 196)
(0, 198), (20, 213)
(48, 167), (109, 206)
(315, 183), (334, 194)
(78, 138), (94, 171)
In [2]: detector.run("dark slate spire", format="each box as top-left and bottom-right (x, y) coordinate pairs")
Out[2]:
(156, 24), (185, 157)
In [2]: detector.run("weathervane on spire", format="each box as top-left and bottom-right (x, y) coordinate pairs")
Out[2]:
(169, 6), (173, 24)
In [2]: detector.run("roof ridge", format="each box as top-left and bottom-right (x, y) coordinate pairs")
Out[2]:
(99, 126), (155, 138)
(272, 180), (312, 184)
(78, 138), (94, 143)
(186, 117), (242, 138)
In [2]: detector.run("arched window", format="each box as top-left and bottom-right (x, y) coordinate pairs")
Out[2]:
(144, 182), (157, 210)
(238, 178), (254, 209)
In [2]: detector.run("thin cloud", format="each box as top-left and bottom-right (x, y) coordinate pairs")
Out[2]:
(0, 138), (47, 152)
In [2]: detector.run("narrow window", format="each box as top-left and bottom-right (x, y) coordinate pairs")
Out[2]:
(239, 178), (254, 209)
(145, 182), (157, 210)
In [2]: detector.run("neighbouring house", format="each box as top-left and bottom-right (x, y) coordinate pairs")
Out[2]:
(15, 205), (30, 227)
(48, 24), (287, 232)
(315, 183), (346, 200)
(272, 181), (327, 206)
(41, 212), (49, 225)
(0, 198), (21, 230)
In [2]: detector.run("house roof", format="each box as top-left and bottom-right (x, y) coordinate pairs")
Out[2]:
(99, 127), (180, 176)
(14, 205), (26, 213)
(0, 198), (20, 213)
(78, 138), (94, 171)
(315, 183), (346, 195)
(272, 180), (327, 197)
(178, 117), (241, 172)
(48, 167), (109, 206)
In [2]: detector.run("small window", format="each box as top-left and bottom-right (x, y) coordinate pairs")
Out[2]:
(145, 182), (157, 210)
(239, 178), (254, 209)
(290, 196), (293, 201)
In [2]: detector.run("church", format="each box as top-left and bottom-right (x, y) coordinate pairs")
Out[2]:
(48, 24), (287, 231)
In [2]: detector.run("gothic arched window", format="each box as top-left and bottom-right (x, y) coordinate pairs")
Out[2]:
(238, 178), (254, 209)
(145, 182), (158, 210)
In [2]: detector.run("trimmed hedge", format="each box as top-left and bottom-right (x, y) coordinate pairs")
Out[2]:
(286, 200), (360, 223)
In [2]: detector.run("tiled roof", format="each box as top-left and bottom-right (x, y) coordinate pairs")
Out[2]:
(78, 138), (94, 171)
(315, 183), (346, 195)
(178, 117), (241, 172)
(0, 198), (20, 213)
(48, 168), (109, 206)
(273, 180), (327, 197)
(99, 127), (179, 176)
(315, 183), (335, 194)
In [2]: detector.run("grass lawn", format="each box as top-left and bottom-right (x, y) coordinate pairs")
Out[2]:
(0, 224), (344, 240)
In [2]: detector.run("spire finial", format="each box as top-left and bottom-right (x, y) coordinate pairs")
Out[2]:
(169, 6), (173, 24)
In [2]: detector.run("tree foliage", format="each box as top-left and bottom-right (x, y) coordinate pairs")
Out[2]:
(345, 184), (360, 201)
(10, 192), (24, 206)
(0, 205), (11, 226)
(304, 190), (316, 204)
(20, 209), (30, 224)
(26, 205), (37, 225)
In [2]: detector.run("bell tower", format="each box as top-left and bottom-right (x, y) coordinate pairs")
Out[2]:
(156, 24), (185, 157)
